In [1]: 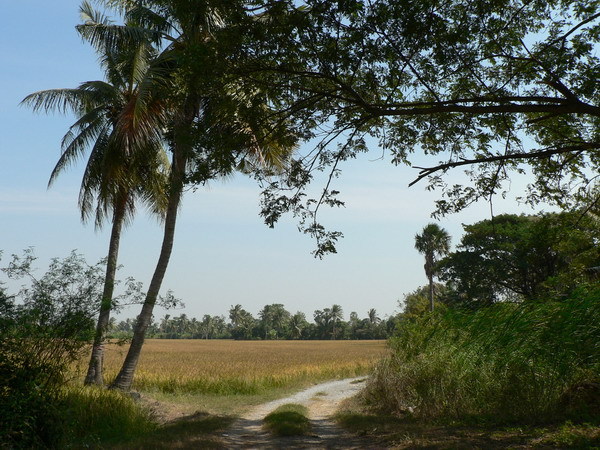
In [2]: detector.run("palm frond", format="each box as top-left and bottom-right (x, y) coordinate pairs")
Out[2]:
(77, 21), (160, 58)
(77, 129), (111, 224)
(80, 0), (114, 27)
(21, 88), (93, 115)
(125, 3), (175, 41)
(50, 112), (110, 187)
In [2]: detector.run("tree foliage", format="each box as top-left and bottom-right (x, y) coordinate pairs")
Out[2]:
(414, 223), (451, 311)
(111, 304), (393, 340)
(0, 251), (98, 448)
(245, 0), (600, 252)
(439, 212), (600, 306)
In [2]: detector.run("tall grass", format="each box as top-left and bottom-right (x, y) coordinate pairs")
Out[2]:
(60, 386), (156, 447)
(366, 286), (600, 424)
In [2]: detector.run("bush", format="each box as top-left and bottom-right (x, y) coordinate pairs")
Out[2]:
(366, 286), (600, 424)
(0, 250), (98, 448)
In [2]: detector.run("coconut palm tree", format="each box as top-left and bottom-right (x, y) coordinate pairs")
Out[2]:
(289, 312), (307, 339)
(414, 223), (451, 312)
(22, 2), (169, 386)
(367, 308), (380, 325)
(330, 304), (343, 340)
(229, 304), (244, 328)
(92, 0), (297, 390)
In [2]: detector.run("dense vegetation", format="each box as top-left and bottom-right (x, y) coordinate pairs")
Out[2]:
(369, 286), (600, 423)
(0, 251), (158, 448)
(367, 212), (600, 427)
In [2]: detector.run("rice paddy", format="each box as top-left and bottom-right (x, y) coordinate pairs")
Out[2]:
(96, 339), (387, 395)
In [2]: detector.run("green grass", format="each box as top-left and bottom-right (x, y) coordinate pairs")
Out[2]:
(143, 382), (328, 417)
(61, 386), (157, 447)
(263, 404), (311, 437)
(534, 421), (600, 448)
(61, 386), (234, 449)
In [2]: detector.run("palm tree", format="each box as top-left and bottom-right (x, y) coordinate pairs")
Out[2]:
(330, 304), (343, 340)
(367, 308), (380, 325)
(414, 223), (451, 312)
(99, 0), (297, 390)
(229, 304), (244, 328)
(22, 2), (168, 386)
(289, 312), (307, 339)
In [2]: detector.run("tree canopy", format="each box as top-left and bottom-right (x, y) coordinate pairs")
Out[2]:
(439, 212), (600, 306)
(242, 0), (600, 253)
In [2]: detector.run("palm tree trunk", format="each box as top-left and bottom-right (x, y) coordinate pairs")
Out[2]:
(85, 195), (127, 386)
(428, 274), (435, 312)
(110, 150), (187, 391)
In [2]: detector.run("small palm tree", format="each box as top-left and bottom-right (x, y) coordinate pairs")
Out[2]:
(414, 223), (451, 312)
(330, 304), (343, 340)
(289, 312), (306, 339)
(367, 308), (380, 325)
(22, 2), (168, 386)
(229, 304), (244, 328)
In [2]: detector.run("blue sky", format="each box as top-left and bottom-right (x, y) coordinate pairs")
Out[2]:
(0, 1), (542, 322)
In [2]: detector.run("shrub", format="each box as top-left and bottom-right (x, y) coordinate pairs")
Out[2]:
(0, 251), (97, 448)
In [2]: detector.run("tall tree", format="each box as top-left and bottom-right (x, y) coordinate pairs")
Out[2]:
(259, 303), (290, 339)
(414, 223), (451, 312)
(313, 308), (329, 339)
(229, 304), (244, 328)
(98, 0), (297, 390)
(289, 312), (308, 339)
(22, 2), (168, 386)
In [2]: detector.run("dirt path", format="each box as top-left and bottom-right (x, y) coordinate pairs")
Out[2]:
(221, 377), (382, 449)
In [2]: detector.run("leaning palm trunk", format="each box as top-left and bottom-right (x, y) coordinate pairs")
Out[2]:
(110, 147), (188, 391)
(85, 195), (128, 385)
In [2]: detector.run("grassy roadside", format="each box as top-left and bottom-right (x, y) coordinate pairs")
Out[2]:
(332, 288), (600, 448)
(335, 396), (600, 449)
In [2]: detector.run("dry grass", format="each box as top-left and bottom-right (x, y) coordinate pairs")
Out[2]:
(92, 340), (386, 395)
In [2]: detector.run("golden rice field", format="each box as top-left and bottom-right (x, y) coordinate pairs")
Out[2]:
(96, 339), (387, 395)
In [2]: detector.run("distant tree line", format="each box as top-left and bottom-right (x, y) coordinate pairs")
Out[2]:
(108, 304), (396, 340)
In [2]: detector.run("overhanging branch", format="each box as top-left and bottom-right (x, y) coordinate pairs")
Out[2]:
(409, 143), (600, 187)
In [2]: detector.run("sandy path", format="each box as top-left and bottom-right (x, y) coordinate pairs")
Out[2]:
(221, 377), (382, 449)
